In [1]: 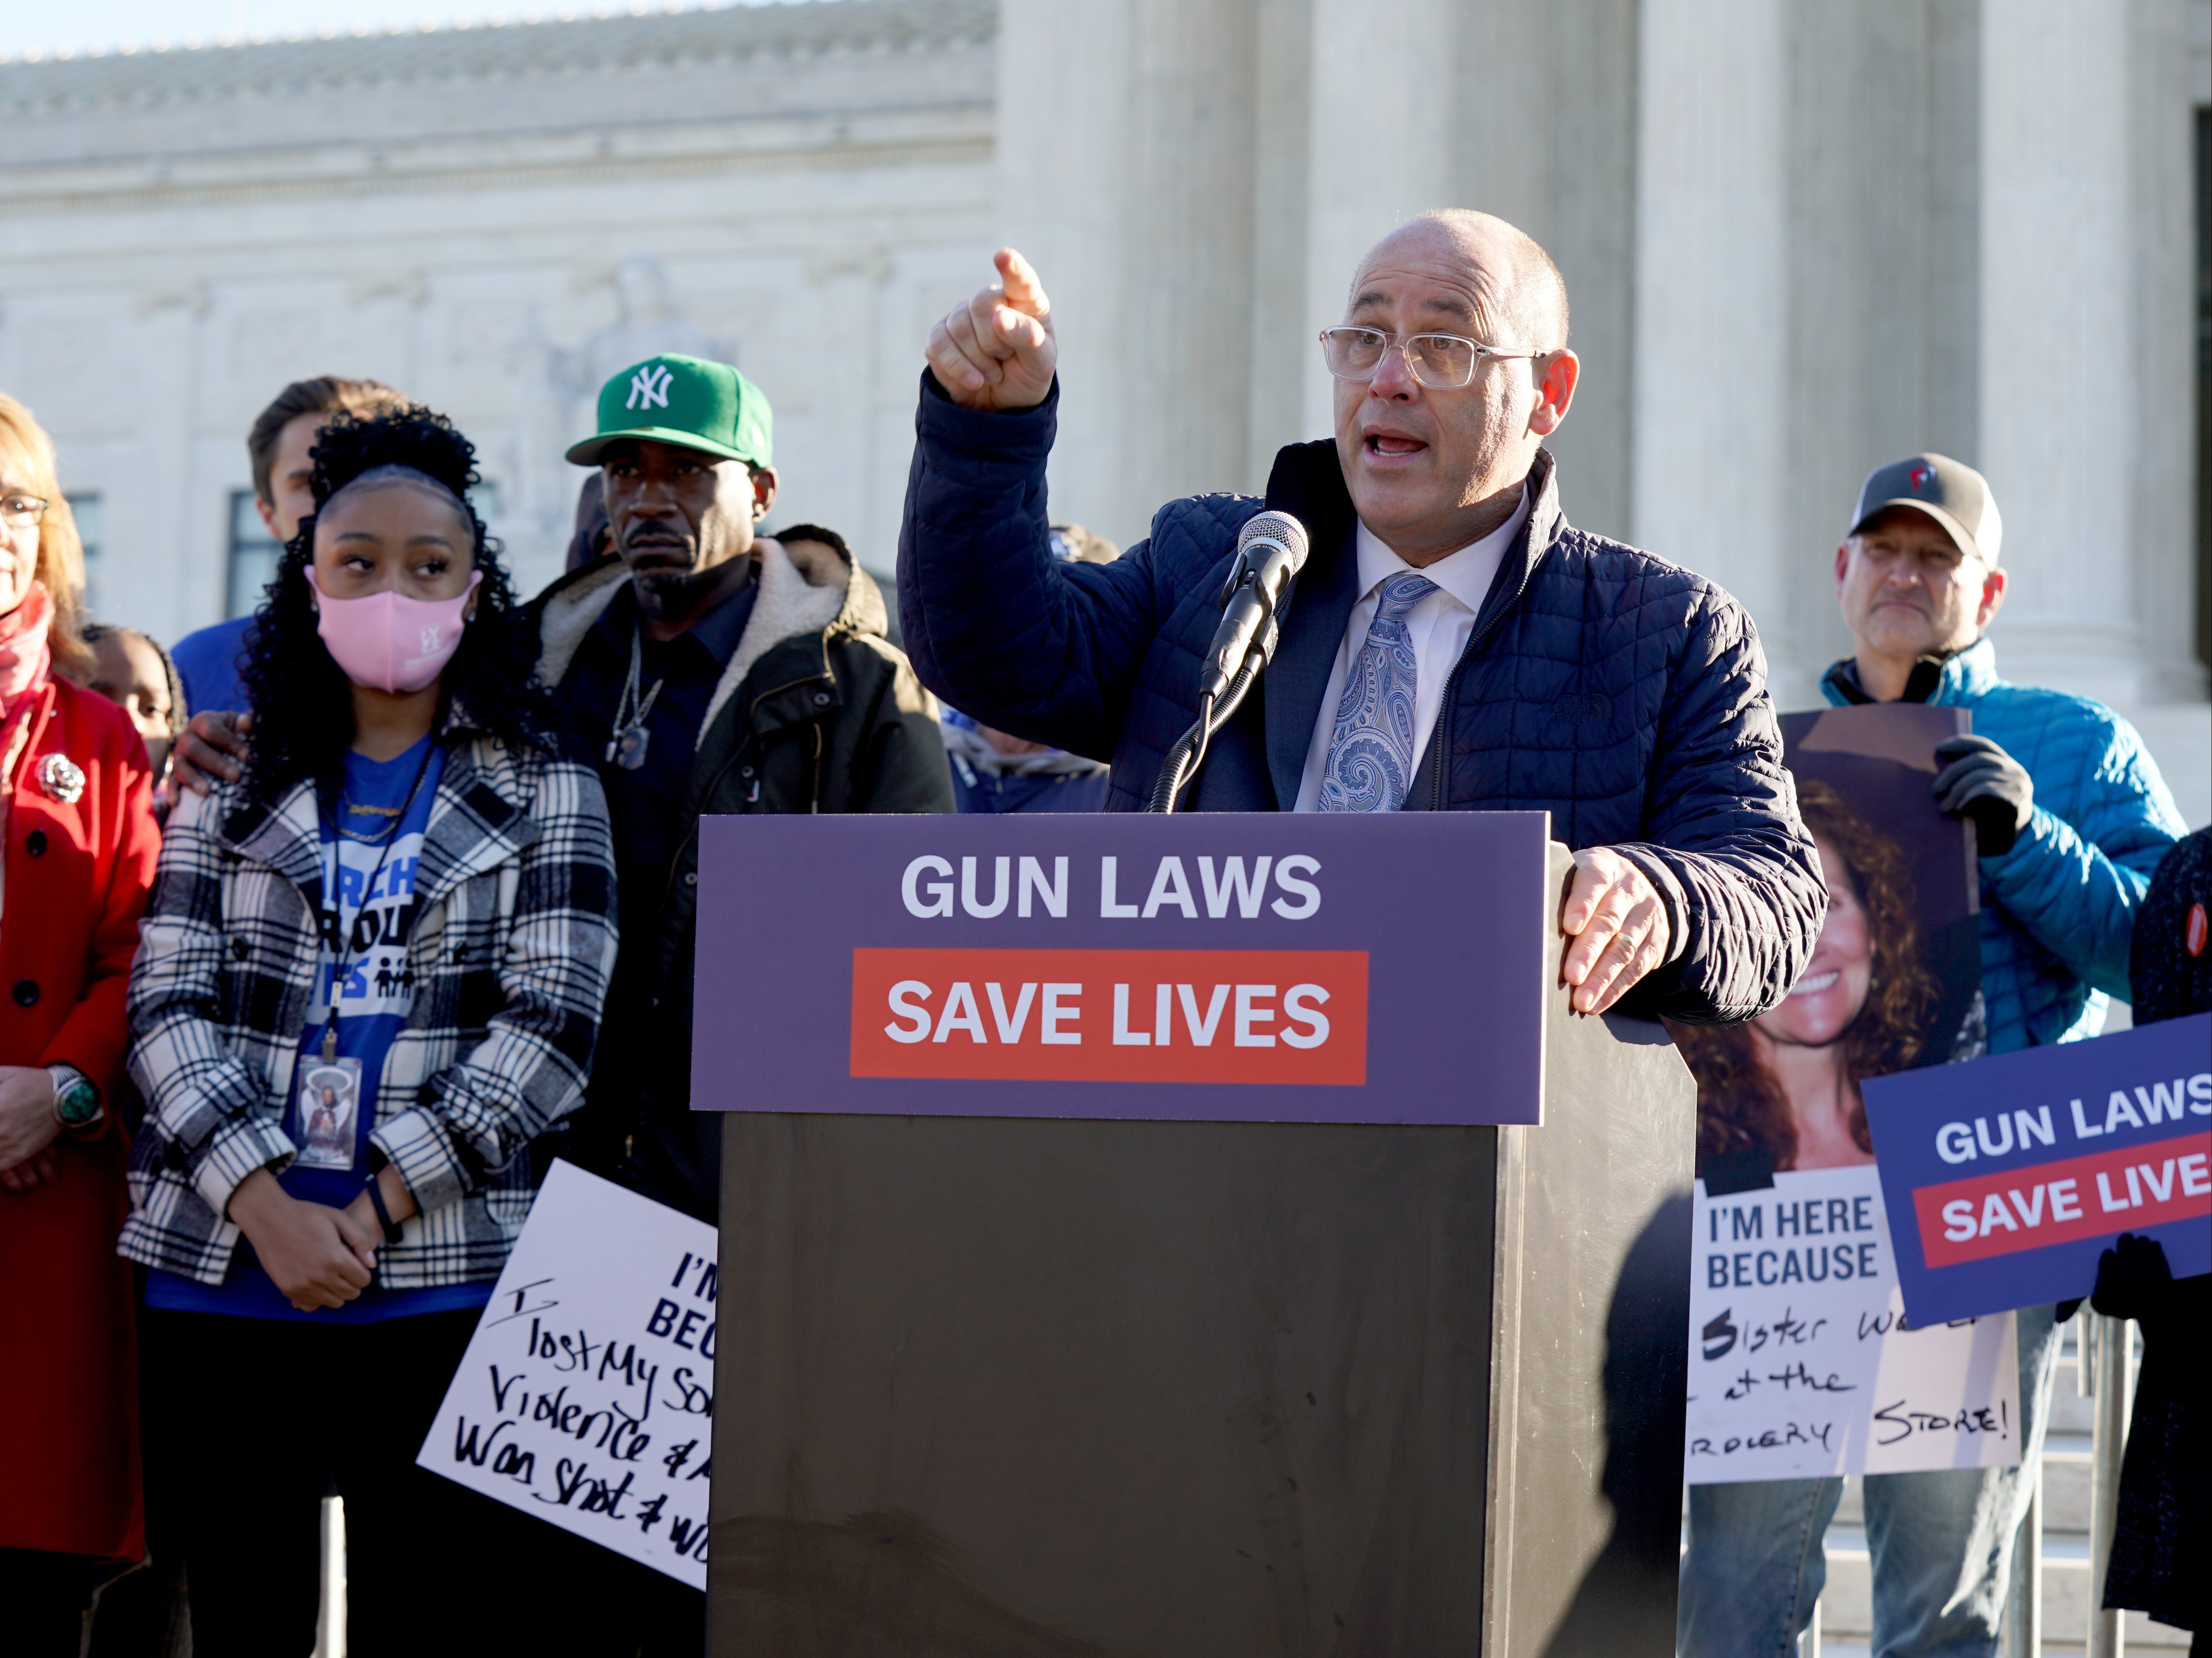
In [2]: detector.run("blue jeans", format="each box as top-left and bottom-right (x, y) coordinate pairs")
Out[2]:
(1678, 1304), (2063, 1658)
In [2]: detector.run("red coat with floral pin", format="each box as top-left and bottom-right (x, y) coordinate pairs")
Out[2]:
(0, 617), (162, 1561)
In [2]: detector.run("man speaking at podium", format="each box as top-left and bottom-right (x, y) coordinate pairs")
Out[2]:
(898, 210), (1823, 1022)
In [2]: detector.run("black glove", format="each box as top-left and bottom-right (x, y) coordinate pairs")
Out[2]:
(1932, 734), (2033, 857)
(2088, 1231), (2173, 1323)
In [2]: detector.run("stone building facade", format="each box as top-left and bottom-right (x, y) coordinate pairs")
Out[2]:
(2, 0), (2206, 818)
(0, 0), (997, 612)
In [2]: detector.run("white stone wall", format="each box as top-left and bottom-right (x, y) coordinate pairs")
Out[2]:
(0, 2), (996, 628)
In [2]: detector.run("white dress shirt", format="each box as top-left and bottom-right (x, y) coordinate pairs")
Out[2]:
(1292, 489), (1530, 812)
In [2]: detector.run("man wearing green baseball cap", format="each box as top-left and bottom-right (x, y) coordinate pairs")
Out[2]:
(537, 351), (949, 1199)
(528, 351), (950, 1649)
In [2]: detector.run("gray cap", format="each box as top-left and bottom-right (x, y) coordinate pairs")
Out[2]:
(1848, 453), (2002, 565)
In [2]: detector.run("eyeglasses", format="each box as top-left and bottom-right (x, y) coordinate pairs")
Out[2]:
(1318, 327), (1541, 390)
(0, 494), (49, 529)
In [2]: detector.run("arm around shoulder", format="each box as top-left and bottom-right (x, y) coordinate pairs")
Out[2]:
(370, 756), (618, 1213)
(40, 696), (163, 1104)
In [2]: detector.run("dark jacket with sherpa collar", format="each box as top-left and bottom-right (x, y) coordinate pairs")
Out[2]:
(898, 376), (1825, 1025)
(531, 528), (953, 1218)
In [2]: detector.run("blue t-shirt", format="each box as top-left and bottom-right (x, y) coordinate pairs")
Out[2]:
(149, 736), (494, 1322)
(169, 615), (255, 718)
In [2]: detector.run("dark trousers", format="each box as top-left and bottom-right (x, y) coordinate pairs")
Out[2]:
(0, 1548), (100, 1656)
(142, 1306), (617, 1658)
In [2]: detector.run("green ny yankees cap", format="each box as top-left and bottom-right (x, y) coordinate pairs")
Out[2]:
(565, 353), (773, 470)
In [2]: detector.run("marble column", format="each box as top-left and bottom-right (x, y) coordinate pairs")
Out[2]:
(997, 0), (1259, 551)
(996, 0), (1139, 544)
(2123, 0), (2204, 702)
(1631, 0), (1798, 691)
(1775, 0), (1982, 696)
(1978, 0), (2144, 705)
(1298, 0), (1459, 442)
(1449, 0), (1640, 543)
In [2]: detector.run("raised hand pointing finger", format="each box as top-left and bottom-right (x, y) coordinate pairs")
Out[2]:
(927, 247), (1058, 413)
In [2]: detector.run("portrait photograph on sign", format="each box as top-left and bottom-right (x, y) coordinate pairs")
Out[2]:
(1673, 703), (1981, 1190)
(1672, 702), (2009, 1481)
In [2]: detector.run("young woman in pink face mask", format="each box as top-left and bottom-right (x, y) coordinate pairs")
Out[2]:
(120, 408), (619, 1655)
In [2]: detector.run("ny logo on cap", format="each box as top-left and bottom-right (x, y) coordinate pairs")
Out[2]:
(627, 364), (674, 412)
(1908, 462), (1935, 491)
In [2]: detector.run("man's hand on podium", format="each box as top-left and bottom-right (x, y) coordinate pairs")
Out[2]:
(928, 248), (1058, 412)
(1559, 848), (1671, 1016)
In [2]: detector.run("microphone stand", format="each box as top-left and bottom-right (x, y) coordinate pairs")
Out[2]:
(1143, 510), (1309, 814)
(1145, 640), (1268, 814)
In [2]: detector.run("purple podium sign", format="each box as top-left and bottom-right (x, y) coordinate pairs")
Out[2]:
(690, 811), (1550, 1125)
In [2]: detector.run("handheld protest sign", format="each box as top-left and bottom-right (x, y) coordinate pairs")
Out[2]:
(1776, 704), (1982, 1064)
(1674, 702), (2002, 1484)
(1863, 1012), (2211, 1325)
(1686, 1164), (2020, 1483)
(417, 1161), (717, 1587)
(690, 812), (1550, 1125)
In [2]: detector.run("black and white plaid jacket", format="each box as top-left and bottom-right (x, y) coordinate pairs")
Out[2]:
(119, 721), (617, 1289)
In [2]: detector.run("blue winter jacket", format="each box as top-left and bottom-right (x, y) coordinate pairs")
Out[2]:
(949, 762), (1114, 816)
(897, 376), (1826, 1025)
(1821, 640), (2185, 1051)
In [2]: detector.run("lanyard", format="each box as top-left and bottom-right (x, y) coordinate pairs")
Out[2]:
(318, 741), (436, 1064)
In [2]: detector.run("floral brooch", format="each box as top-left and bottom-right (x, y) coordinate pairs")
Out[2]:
(36, 753), (85, 804)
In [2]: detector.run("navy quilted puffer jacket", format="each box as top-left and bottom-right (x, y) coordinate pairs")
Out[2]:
(897, 376), (1825, 1024)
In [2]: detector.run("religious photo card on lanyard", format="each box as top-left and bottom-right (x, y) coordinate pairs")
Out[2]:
(294, 1060), (363, 1171)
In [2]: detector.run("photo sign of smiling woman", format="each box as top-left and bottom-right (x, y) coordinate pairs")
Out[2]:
(1673, 703), (2014, 1482)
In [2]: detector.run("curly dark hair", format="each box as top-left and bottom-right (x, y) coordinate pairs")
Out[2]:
(237, 405), (557, 805)
(1670, 779), (1940, 1169)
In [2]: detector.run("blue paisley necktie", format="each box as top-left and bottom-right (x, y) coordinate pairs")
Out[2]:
(1319, 571), (1439, 813)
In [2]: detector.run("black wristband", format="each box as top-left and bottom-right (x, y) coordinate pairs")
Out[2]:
(365, 1175), (405, 1247)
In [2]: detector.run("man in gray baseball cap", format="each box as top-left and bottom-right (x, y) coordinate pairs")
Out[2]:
(1678, 451), (2187, 1658)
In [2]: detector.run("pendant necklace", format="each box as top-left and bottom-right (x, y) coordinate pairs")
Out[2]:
(607, 622), (664, 773)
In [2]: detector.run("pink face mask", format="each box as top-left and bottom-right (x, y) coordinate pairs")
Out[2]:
(308, 569), (483, 694)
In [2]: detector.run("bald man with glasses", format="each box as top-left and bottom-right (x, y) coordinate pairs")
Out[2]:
(898, 210), (1824, 1023)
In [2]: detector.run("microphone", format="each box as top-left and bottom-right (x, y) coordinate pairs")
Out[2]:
(1198, 510), (1310, 699)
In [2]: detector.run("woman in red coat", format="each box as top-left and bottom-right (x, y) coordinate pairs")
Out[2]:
(0, 393), (162, 1650)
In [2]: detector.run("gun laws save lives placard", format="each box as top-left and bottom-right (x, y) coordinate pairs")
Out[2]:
(1863, 1012), (2212, 1325)
(418, 1161), (718, 1587)
(689, 813), (1552, 1127)
(1687, 1164), (2019, 1483)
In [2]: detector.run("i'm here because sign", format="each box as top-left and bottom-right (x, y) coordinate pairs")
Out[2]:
(419, 1162), (717, 1587)
(692, 814), (1552, 1127)
(1686, 1163), (2020, 1483)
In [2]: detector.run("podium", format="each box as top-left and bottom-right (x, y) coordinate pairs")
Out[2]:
(699, 820), (1694, 1656)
